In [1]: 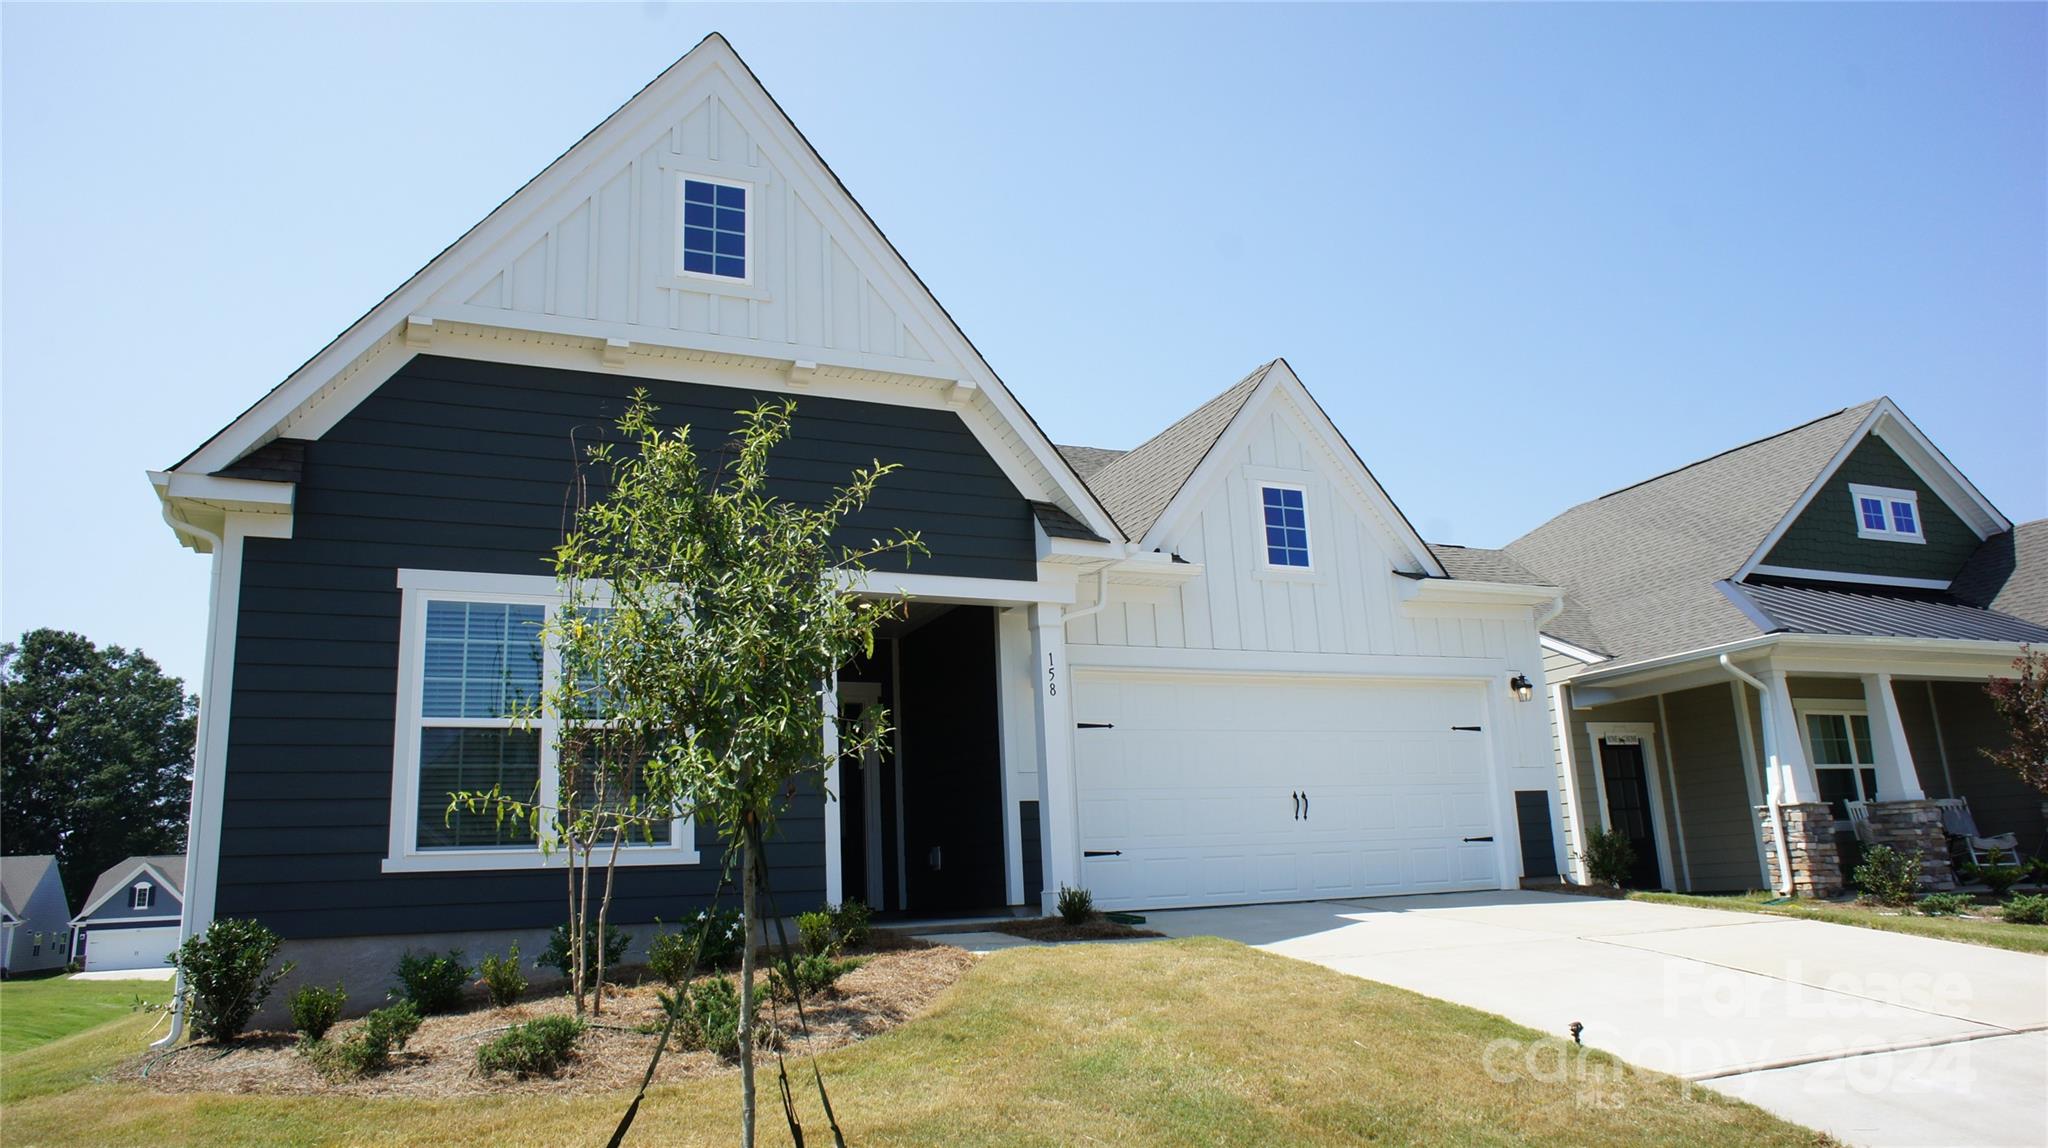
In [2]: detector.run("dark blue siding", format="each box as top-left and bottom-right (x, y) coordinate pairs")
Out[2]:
(215, 354), (1035, 939)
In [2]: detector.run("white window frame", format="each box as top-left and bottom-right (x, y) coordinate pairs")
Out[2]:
(130, 882), (154, 911)
(1253, 481), (1315, 573)
(1849, 483), (1924, 543)
(383, 568), (700, 874)
(1793, 699), (1879, 829)
(674, 172), (754, 286)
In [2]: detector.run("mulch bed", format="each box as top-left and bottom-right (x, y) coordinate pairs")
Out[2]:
(122, 942), (974, 1099)
(991, 916), (1164, 942)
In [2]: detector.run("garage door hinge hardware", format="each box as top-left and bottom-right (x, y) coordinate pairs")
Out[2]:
(1084, 850), (1122, 857)
(1463, 836), (1494, 843)
(1076, 722), (1114, 729)
(1451, 725), (1482, 732)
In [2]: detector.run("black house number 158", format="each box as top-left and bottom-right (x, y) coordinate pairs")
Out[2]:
(1046, 653), (1058, 696)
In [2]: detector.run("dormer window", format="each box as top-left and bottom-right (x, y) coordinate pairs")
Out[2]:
(1850, 484), (1922, 543)
(1260, 485), (1312, 568)
(679, 177), (748, 281)
(130, 882), (155, 910)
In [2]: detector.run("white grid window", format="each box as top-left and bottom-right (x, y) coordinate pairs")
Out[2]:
(1849, 484), (1923, 543)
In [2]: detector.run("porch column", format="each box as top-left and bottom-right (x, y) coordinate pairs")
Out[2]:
(1860, 672), (1926, 801)
(1030, 603), (1081, 915)
(821, 675), (841, 907)
(1760, 669), (1821, 805)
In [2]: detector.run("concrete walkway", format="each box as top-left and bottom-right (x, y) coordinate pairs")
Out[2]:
(1146, 891), (2048, 1148)
(69, 967), (176, 981)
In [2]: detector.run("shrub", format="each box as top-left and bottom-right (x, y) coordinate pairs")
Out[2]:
(830, 901), (873, 950)
(393, 949), (471, 1014)
(1582, 830), (1637, 890)
(168, 918), (295, 1042)
(307, 1001), (422, 1078)
(770, 952), (862, 1001)
(1915, 892), (1974, 917)
(288, 983), (347, 1040)
(1056, 885), (1094, 924)
(539, 921), (631, 982)
(647, 927), (695, 987)
(478, 944), (528, 1007)
(2004, 893), (2048, 926)
(1853, 845), (1923, 907)
(665, 975), (757, 1059)
(797, 910), (836, 957)
(476, 1015), (584, 1077)
(690, 907), (747, 969)
(2028, 855), (2048, 885)
(1965, 850), (2027, 898)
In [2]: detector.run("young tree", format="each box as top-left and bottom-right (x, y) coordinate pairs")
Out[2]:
(1985, 646), (2048, 795)
(460, 392), (916, 1143)
(1, 630), (196, 906)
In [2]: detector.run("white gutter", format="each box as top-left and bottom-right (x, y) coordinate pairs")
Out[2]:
(1718, 655), (1792, 896)
(152, 501), (224, 1051)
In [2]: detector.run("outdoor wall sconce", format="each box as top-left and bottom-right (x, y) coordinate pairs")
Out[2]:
(1509, 673), (1534, 702)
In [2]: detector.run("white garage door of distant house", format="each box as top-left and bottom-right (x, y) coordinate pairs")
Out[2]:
(83, 926), (179, 972)
(1073, 671), (1502, 910)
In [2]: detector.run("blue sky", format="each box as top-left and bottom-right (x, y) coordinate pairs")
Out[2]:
(4, 3), (2043, 688)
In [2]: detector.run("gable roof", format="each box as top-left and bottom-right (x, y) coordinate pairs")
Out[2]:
(0, 856), (59, 919)
(1505, 401), (1879, 665)
(76, 856), (185, 920)
(1084, 363), (1275, 538)
(1952, 519), (2048, 627)
(1056, 445), (1127, 481)
(162, 33), (1120, 545)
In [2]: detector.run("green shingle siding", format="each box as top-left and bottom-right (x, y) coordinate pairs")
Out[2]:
(1762, 435), (1978, 582)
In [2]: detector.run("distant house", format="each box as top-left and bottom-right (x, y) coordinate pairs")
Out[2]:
(0, 856), (72, 977)
(1498, 398), (2045, 895)
(70, 857), (185, 972)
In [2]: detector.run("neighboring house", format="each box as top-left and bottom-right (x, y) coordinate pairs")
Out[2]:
(1501, 398), (2045, 895)
(69, 856), (186, 972)
(148, 33), (1565, 987)
(0, 856), (72, 977)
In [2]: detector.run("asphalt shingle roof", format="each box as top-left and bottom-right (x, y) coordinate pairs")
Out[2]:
(1029, 500), (1108, 543)
(1055, 445), (1128, 481)
(1951, 519), (2048, 628)
(81, 855), (185, 915)
(1737, 580), (2048, 643)
(1503, 401), (1880, 666)
(1083, 362), (1276, 538)
(0, 855), (57, 919)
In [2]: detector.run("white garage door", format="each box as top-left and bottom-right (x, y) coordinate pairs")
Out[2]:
(1074, 671), (1502, 910)
(83, 926), (180, 972)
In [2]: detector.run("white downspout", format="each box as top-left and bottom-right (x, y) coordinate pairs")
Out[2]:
(1720, 655), (1792, 896)
(1062, 567), (1113, 626)
(152, 504), (224, 1051)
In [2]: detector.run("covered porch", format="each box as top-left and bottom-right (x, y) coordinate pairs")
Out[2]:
(1555, 636), (2039, 895)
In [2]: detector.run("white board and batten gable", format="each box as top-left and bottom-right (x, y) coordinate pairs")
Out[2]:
(165, 33), (1117, 547)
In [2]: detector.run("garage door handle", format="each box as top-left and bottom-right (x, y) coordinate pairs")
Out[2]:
(1084, 850), (1122, 857)
(1302, 791), (1310, 820)
(1292, 791), (1301, 820)
(1463, 835), (1494, 843)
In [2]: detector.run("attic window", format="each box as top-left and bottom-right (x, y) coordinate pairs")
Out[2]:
(130, 883), (154, 910)
(679, 177), (747, 280)
(1260, 485), (1312, 568)
(1849, 484), (1922, 543)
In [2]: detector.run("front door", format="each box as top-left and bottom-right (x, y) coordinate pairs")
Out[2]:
(1599, 739), (1663, 890)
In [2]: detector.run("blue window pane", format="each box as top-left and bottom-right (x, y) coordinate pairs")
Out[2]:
(683, 201), (713, 227)
(1267, 526), (1288, 547)
(683, 226), (714, 253)
(426, 602), (465, 639)
(1890, 502), (1916, 534)
(715, 256), (745, 278)
(714, 230), (745, 256)
(1283, 507), (1306, 529)
(716, 207), (744, 232)
(419, 599), (543, 721)
(1281, 488), (1304, 509)
(417, 728), (541, 850)
(716, 183), (745, 208)
(1860, 498), (1887, 531)
(683, 180), (715, 203)
(683, 250), (714, 274)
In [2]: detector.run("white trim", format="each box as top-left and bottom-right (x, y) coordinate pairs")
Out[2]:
(822, 672), (841, 907)
(71, 861), (184, 923)
(1030, 603), (1080, 914)
(1067, 643), (1510, 681)
(130, 883), (155, 911)
(383, 574), (700, 874)
(1551, 683), (1592, 884)
(1848, 483), (1925, 543)
(1746, 565), (1951, 591)
(841, 570), (1075, 606)
(1402, 578), (1563, 610)
(1539, 634), (1607, 665)
(1585, 721), (1674, 890)
(1654, 696), (1692, 891)
(672, 171), (755, 286)
(1790, 698), (1877, 825)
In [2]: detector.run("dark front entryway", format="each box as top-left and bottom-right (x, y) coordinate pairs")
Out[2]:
(836, 604), (1007, 916)
(1598, 739), (1664, 890)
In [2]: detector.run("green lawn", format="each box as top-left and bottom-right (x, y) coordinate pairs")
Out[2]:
(0, 974), (174, 1054)
(0, 938), (1829, 1147)
(1630, 891), (2048, 954)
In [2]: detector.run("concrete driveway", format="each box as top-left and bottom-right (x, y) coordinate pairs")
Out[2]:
(1146, 891), (2048, 1148)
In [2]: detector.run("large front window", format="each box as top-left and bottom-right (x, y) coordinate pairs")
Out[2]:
(1803, 710), (1877, 822)
(386, 570), (698, 872)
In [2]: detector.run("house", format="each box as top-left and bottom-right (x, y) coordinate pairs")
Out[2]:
(70, 856), (186, 972)
(1499, 399), (2046, 895)
(147, 33), (1566, 991)
(0, 856), (72, 977)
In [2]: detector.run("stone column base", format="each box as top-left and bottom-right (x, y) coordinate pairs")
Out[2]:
(1757, 803), (1844, 897)
(1861, 800), (1956, 891)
